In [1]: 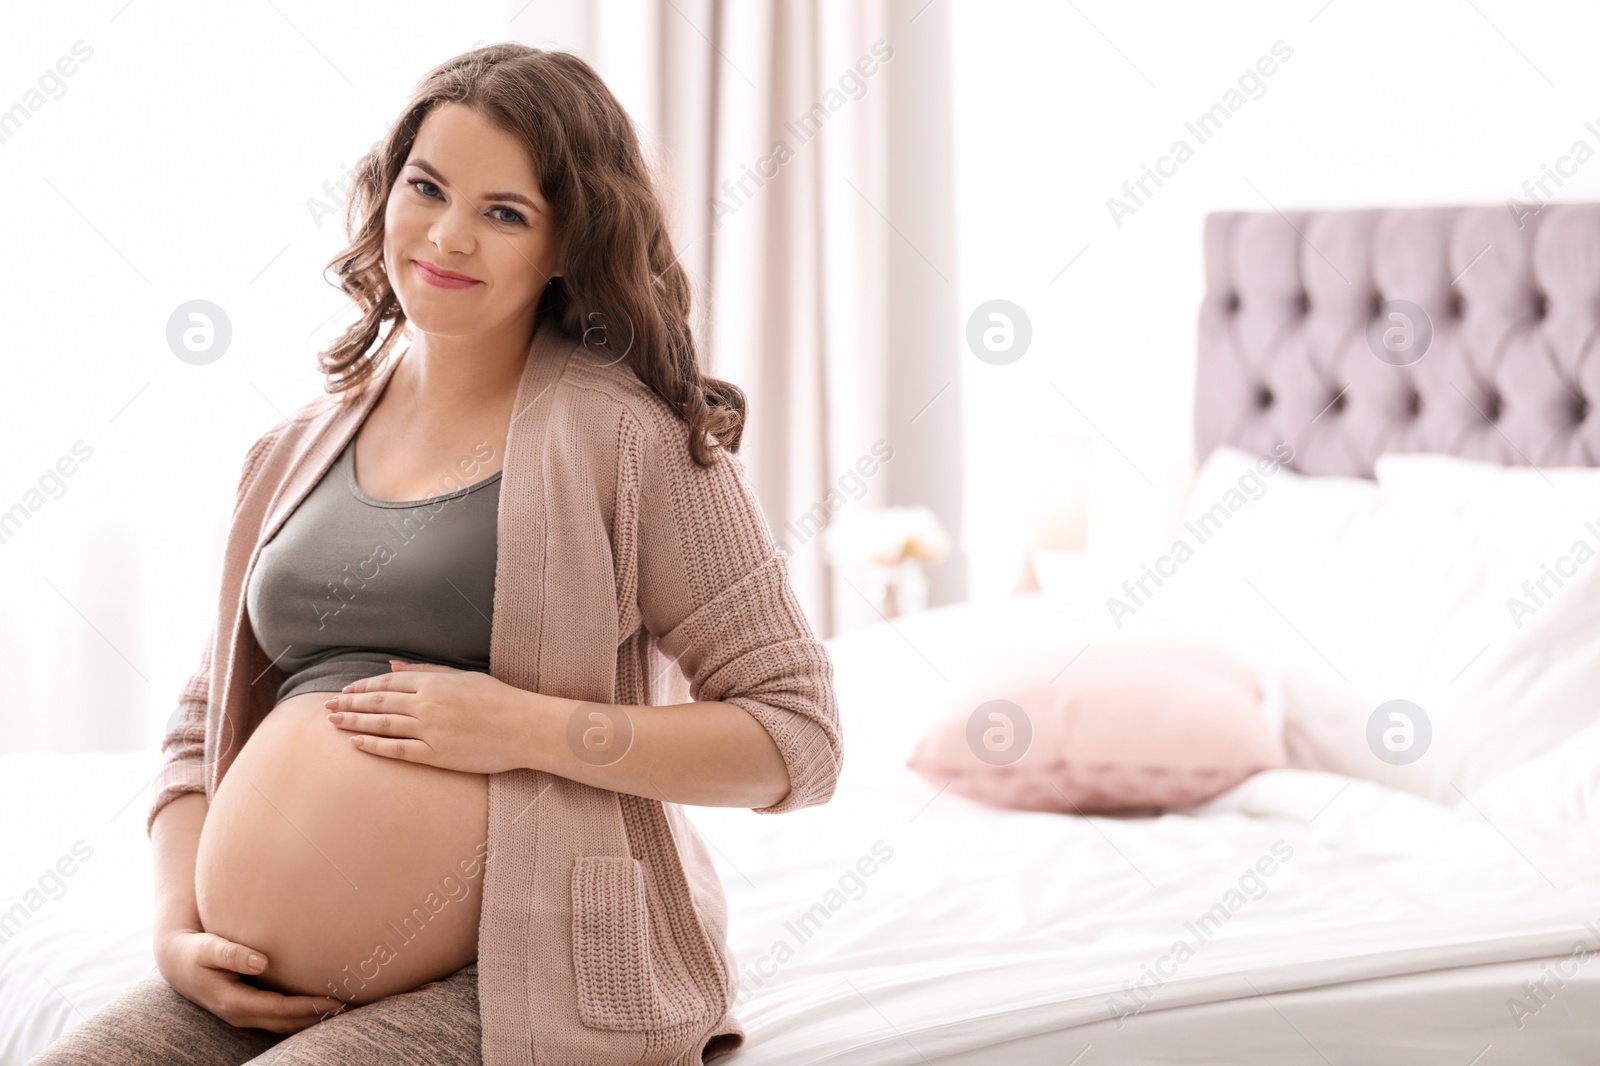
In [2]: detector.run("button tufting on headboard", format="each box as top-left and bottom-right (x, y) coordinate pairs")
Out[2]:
(1196, 204), (1600, 475)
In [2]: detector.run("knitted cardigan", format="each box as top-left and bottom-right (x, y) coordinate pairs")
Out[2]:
(145, 318), (844, 1064)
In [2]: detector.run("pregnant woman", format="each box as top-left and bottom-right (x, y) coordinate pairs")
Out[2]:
(30, 43), (841, 1066)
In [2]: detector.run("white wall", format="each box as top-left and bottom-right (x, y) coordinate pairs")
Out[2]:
(948, 0), (1600, 599)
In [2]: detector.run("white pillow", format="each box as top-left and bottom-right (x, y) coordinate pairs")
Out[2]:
(1097, 445), (1600, 805)
(1035, 443), (1385, 644)
(1086, 443), (1384, 661)
(1372, 452), (1600, 644)
(1368, 452), (1600, 793)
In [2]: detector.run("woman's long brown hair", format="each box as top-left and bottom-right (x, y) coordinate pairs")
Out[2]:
(318, 43), (745, 466)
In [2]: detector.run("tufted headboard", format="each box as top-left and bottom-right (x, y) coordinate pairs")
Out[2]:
(1195, 203), (1600, 476)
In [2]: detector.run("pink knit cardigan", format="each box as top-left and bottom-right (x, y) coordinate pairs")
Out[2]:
(146, 318), (844, 1064)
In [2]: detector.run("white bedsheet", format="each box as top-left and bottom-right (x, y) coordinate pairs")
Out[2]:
(4, 594), (1599, 1064)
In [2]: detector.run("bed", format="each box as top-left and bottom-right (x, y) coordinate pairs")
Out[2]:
(7, 203), (1600, 1064)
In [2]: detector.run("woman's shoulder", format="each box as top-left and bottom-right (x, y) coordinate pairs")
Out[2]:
(559, 348), (723, 471)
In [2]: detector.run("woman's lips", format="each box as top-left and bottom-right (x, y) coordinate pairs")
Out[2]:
(413, 260), (481, 289)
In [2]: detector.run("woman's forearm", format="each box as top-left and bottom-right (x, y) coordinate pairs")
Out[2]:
(523, 694), (792, 809)
(151, 790), (207, 943)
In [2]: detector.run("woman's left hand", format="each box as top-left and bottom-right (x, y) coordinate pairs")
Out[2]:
(323, 660), (542, 775)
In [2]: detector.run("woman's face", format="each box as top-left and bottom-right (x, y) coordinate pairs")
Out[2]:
(383, 101), (560, 337)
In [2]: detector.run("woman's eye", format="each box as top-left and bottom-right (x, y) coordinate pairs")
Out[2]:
(408, 180), (525, 225)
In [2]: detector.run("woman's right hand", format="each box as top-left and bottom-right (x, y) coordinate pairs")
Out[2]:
(155, 928), (348, 1034)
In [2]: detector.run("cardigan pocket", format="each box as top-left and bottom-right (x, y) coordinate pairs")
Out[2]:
(570, 855), (710, 1032)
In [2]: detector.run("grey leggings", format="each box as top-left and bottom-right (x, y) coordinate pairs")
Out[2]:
(24, 962), (480, 1065)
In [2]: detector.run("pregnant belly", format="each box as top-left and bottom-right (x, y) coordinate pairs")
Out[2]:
(195, 689), (490, 1006)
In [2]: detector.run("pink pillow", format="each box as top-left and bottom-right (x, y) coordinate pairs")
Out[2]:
(904, 641), (1284, 814)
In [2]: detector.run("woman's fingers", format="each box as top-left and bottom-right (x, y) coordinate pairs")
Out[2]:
(204, 933), (267, 976)
(160, 931), (347, 1033)
(197, 934), (348, 1030)
(221, 984), (348, 1032)
(325, 708), (420, 738)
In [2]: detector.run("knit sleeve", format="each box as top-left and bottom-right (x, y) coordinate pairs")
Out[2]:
(145, 425), (282, 839)
(630, 416), (843, 815)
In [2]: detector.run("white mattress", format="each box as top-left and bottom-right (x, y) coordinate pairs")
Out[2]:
(5, 594), (1600, 1064)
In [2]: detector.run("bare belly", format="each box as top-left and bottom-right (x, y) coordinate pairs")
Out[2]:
(195, 689), (491, 1005)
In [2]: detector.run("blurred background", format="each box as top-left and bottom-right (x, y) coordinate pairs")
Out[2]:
(3, 0), (1598, 754)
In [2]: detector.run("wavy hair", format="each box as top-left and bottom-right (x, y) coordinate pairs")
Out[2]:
(317, 43), (745, 466)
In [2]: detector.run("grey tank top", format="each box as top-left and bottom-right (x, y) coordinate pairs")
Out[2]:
(245, 435), (502, 704)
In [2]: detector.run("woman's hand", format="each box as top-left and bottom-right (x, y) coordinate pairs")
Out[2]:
(155, 928), (347, 1034)
(323, 660), (544, 775)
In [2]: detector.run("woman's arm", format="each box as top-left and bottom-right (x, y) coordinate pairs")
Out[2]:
(147, 639), (214, 839)
(150, 791), (207, 947)
(517, 695), (793, 808)
(629, 416), (844, 815)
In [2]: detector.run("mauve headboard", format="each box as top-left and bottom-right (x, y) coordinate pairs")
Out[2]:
(1196, 203), (1600, 476)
